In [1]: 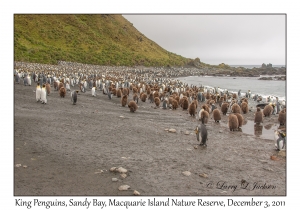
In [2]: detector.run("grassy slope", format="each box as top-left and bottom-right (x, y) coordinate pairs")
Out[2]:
(14, 14), (192, 67)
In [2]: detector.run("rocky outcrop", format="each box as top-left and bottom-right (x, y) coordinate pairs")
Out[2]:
(259, 76), (286, 81)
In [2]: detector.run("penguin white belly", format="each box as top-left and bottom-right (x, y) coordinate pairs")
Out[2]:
(274, 131), (286, 151)
(41, 88), (47, 104)
(36, 88), (41, 102)
(66, 83), (70, 91)
(27, 76), (31, 86)
(91, 87), (96, 96)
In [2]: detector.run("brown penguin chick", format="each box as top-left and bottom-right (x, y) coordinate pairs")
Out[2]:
(132, 87), (138, 94)
(172, 92), (179, 98)
(148, 92), (154, 103)
(188, 102), (196, 117)
(254, 107), (263, 124)
(179, 98), (184, 107)
(172, 99), (178, 110)
(59, 87), (66, 98)
(153, 91), (159, 99)
(241, 102), (249, 114)
(116, 89), (122, 97)
(121, 95), (128, 107)
(209, 100), (215, 105)
(154, 97), (160, 107)
(228, 114), (239, 131)
(234, 113), (244, 128)
(199, 109), (209, 124)
(111, 88), (117, 96)
(232, 93), (237, 99)
(128, 100), (138, 112)
(231, 103), (241, 114)
(219, 96), (224, 107)
(141, 93), (147, 102)
(182, 98), (189, 110)
(175, 95), (180, 103)
(211, 95), (216, 101)
(193, 99), (198, 109)
(212, 109), (221, 122)
(206, 93), (211, 100)
(133, 93), (139, 104)
(45, 83), (51, 95)
(206, 99), (211, 105)
(123, 88), (129, 97)
(202, 104), (210, 113)
(278, 108), (286, 125)
(169, 97), (174, 106)
(146, 88), (151, 95)
(263, 104), (273, 117)
(58, 82), (64, 91)
(242, 98), (248, 104)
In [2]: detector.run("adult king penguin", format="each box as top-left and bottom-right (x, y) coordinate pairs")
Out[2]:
(36, 83), (41, 102)
(195, 124), (208, 147)
(71, 90), (78, 105)
(41, 84), (47, 104)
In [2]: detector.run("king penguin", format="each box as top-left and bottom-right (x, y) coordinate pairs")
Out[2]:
(36, 83), (41, 102)
(107, 88), (112, 99)
(41, 84), (47, 104)
(66, 82), (71, 91)
(27, 75), (32, 86)
(71, 90), (78, 105)
(162, 98), (168, 109)
(91, 87), (96, 97)
(195, 124), (208, 147)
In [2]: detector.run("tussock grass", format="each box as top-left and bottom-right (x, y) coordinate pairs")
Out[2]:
(14, 14), (192, 67)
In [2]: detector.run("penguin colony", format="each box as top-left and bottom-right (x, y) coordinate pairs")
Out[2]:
(14, 61), (286, 148)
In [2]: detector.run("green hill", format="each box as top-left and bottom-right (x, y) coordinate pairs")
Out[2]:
(14, 14), (193, 67)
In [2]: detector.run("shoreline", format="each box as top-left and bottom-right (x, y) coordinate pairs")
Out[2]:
(14, 75), (286, 196)
(176, 76), (286, 102)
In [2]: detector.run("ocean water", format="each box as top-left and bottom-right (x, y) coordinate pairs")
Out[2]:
(176, 76), (286, 101)
(229, 65), (286, 69)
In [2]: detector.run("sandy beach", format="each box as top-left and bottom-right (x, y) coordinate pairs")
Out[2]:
(14, 79), (286, 196)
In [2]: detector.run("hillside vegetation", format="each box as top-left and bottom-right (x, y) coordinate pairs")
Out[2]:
(14, 14), (193, 67)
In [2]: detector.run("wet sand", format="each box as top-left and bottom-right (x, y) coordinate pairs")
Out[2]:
(14, 81), (286, 196)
